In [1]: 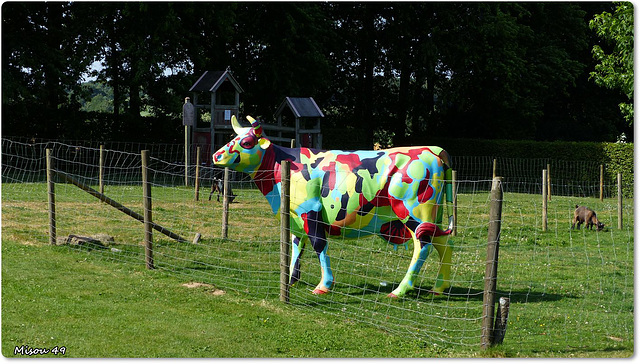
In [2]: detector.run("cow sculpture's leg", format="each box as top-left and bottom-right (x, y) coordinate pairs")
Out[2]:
(430, 235), (453, 295)
(388, 230), (433, 298)
(289, 234), (307, 286)
(305, 210), (334, 294)
(387, 224), (453, 298)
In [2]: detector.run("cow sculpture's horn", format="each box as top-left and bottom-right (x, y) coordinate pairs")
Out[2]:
(231, 115), (243, 135)
(246, 115), (263, 138)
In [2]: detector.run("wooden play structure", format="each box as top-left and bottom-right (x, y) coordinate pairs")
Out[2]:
(188, 69), (244, 163)
(184, 69), (325, 165)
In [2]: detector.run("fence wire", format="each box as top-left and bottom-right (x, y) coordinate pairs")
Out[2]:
(2, 138), (634, 352)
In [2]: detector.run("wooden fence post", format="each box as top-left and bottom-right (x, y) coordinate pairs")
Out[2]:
(599, 164), (604, 201)
(221, 167), (230, 239)
(493, 297), (511, 345)
(141, 150), (154, 269)
(99, 144), (105, 194)
(452, 170), (458, 236)
(492, 158), (497, 179)
(46, 149), (56, 245)
(617, 173), (623, 230)
(542, 169), (548, 232)
(481, 177), (503, 349)
(547, 163), (551, 202)
(194, 146), (201, 201)
(280, 159), (291, 303)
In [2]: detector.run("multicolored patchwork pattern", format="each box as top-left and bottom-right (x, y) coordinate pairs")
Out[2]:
(213, 115), (454, 297)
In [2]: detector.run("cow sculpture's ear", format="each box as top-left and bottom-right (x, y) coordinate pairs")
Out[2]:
(259, 137), (271, 149)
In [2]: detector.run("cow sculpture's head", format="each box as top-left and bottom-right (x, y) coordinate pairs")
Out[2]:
(212, 115), (271, 175)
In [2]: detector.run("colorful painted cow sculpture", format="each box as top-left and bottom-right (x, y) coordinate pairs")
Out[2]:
(213, 115), (454, 298)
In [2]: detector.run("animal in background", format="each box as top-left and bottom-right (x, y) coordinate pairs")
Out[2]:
(212, 115), (455, 298)
(572, 205), (605, 231)
(209, 177), (236, 203)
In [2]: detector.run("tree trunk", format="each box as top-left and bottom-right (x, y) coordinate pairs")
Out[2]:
(43, 3), (64, 138)
(357, 4), (376, 147)
(129, 80), (141, 118)
(394, 55), (411, 146)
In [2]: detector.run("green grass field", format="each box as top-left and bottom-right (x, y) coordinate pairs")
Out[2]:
(2, 181), (634, 357)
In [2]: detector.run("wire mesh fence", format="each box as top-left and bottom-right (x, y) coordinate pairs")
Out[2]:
(4, 137), (626, 198)
(2, 137), (634, 351)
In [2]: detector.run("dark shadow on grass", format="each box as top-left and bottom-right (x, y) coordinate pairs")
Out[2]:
(411, 286), (575, 303)
(308, 282), (575, 305)
(105, 254), (578, 307)
(529, 343), (633, 356)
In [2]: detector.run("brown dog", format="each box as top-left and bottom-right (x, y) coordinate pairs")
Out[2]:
(572, 205), (604, 231)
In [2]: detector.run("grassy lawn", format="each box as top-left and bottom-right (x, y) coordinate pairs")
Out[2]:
(1, 181), (634, 357)
(2, 239), (455, 357)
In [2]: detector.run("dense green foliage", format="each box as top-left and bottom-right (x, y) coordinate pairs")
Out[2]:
(80, 82), (117, 113)
(590, 2), (634, 124)
(412, 136), (632, 164)
(601, 142), (634, 196)
(1, 2), (632, 144)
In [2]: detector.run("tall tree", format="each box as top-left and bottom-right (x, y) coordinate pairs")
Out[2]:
(323, 3), (387, 146)
(380, 3), (441, 145)
(94, 3), (187, 117)
(2, 2), (99, 138)
(1, 2), (632, 143)
(235, 3), (334, 118)
(590, 1), (634, 125)
(430, 3), (594, 140)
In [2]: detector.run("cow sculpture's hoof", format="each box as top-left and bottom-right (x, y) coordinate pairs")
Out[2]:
(387, 293), (399, 299)
(311, 281), (333, 295)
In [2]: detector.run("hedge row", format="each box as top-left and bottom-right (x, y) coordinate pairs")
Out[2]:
(428, 137), (634, 197)
(600, 142), (634, 197)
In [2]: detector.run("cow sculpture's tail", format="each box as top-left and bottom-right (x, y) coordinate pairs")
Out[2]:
(444, 166), (454, 233)
(415, 158), (454, 240)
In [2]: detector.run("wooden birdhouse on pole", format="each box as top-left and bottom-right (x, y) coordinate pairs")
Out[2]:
(188, 69), (244, 163)
(274, 97), (324, 149)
